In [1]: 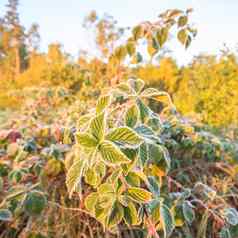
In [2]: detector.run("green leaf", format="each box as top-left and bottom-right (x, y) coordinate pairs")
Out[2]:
(223, 208), (238, 226)
(148, 115), (162, 131)
(148, 144), (171, 172)
(140, 88), (168, 99)
(188, 27), (197, 37)
(219, 227), (231, 238)
(132, 25), (143, 40)
(95, 162), (106, 179)
(114, 46), (127, 61)
(128, 78), (145, 93)
(116, 83), (132, 95)
(126, 172), (141, 187)
(0, 209), (12, 221)
(139, 142), (148, 166)
(106, 127), (142, 148)
(152, 37), (159, 50)
(123, 202), (138, 225)
(136, 99), (150, 122)
(173, 205), (185, 228)
(178, 16), (188, 27)
(177, 29), (187, 45)
(95, 207), (109, 224)
(66, 158), (85, 198)
(127, 187), (152, 203)
(84, 192), (98, 214)
(185, 34), (192, 49)
(90, 112), (105, 141)
(77, 114), (92, 128)
(148, 176), (160, 197)
(107, 201), (124, 227)
(76, 133), (98, 147)
(98, 194), (115, 210)
(156, 27), (168, 47)
(151, 201), (161, 223)
(24, 191), (47, 216)
(136, 52), (143, 63)
(125, 105), (138, 128)
(85, 168), (99, 187)
(136, 125), (161, 143)
(160, 202), (175, 237)
(96, 95), (111, 114)
(99, 140), (131, 166)
(98, 183), (115, 194)
(147, 40), (157, 57)
(126, 41), (136, 56)
(182, 201), (195, 224)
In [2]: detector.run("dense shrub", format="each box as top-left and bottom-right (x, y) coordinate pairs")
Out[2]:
(0, 79), (238, 237)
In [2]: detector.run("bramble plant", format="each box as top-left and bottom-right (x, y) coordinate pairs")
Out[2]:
(65, 78), (238, 237)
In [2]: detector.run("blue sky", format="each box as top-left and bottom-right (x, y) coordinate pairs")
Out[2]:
(0, 0), (237, 64)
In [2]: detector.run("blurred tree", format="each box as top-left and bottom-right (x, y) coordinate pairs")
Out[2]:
(0, 0), (40, 80)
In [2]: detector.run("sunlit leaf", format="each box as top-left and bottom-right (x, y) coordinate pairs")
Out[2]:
(90, 112), (105, 141)
(125, 105), (138, 128)
(116, 83), (132, 95)
(136, 99), (150, 122)
(156, 27), (168, 47)
(84, 192), (98, 214)
(177, 29), (187, 45)
(132, 25), (143, 40)
(182, 201), (195, 224)
(147, 40), (157, 57)
(136, 52), (143, 63)
(160, 202), (175, 237)
(76, 133), (98, 147)
(98, 183), (115, 194)
(66, 158), (85, 198)
(85, 167), (99, 187)
(114, 46), (127, 61)
(128, 78), (145, 93)
(96, 95), (111, 114)
(148, 176), (160, 197)
(77, 114), (92, 128)
(99, 141), (130, 165)
(185, 34), (192, 49)
(127, 187), (152, 203)
(126, 41), (136, 56)
(123, 202), (138, 225)
(107, 201), (124, 227)
(178, 16), (188, 27)
(106, 127), (142, 148)
(148, 144), (171, 172)
(126, 172), (141, 187)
